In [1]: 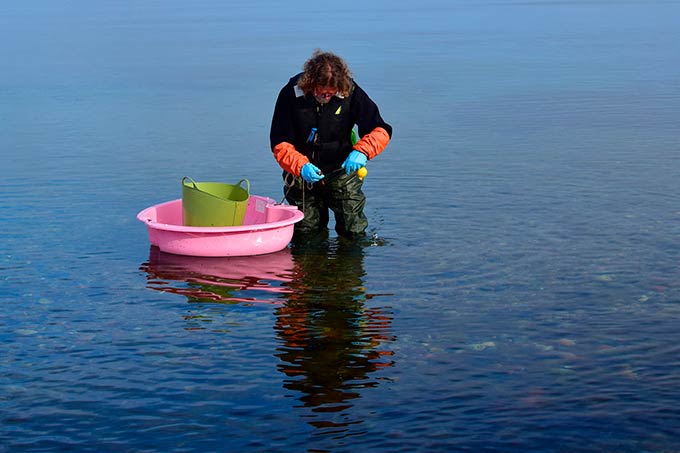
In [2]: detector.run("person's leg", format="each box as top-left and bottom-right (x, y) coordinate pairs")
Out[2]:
(326, 171), (368, 237)
(283, 176), (329, 235)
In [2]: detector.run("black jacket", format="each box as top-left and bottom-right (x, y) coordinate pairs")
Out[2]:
(270, 73), (392, 173)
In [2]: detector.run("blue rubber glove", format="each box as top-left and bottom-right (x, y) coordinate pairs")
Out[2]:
(300, 163), (325, 183)
(341, 150), (368, 174)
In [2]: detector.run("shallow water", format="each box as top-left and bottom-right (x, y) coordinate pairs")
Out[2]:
(2, 0), (680, 451)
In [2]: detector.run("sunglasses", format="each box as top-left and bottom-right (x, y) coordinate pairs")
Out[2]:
(314, 88), (337, 99)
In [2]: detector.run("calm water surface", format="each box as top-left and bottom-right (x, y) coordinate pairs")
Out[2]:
(2, 0), (680, 451)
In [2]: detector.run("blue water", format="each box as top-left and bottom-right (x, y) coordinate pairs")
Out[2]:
(2, 0), (680, 451)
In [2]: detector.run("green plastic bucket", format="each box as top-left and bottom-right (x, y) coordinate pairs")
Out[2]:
(182, 177), (250, 227)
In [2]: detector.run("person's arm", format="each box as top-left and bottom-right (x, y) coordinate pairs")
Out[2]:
(272, 142), (309, 176)
(351, 83), (393, 160)
(270, 83), (309, 176)
(353, 127), (391, 160)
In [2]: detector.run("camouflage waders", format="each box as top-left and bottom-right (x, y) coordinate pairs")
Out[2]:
(283, 169), (368, 237)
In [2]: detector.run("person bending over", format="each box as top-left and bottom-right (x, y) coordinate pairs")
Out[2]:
(270, 49), (392, 237)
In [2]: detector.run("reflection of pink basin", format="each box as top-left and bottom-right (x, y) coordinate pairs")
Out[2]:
(141, 247), (296, 304)
(137, 195), (304, 257)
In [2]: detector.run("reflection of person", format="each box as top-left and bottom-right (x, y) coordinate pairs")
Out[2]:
(270, 49), (393, 237)
(273, 237), (394, 428)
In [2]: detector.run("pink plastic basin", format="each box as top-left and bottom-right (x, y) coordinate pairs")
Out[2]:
(137, 195), (304, 257)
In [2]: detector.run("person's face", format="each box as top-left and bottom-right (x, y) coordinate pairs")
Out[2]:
(313, 86), (337, 104)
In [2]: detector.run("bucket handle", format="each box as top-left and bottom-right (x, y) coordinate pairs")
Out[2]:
(182, 176), (198, 189)
(183, 176), (249, 195)
(237, 179), (250, 195)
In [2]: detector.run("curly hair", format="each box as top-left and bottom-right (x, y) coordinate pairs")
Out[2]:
(298, 50), (353, 97)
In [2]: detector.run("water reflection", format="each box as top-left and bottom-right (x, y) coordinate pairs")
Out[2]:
(139, 237), (396, 433)
(274, 234), (396, 433)
(140, 246), (296, 305)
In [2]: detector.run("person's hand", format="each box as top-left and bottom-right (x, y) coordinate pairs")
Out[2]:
(300, 163), (325, 183)
(341, 150), (368, 174)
